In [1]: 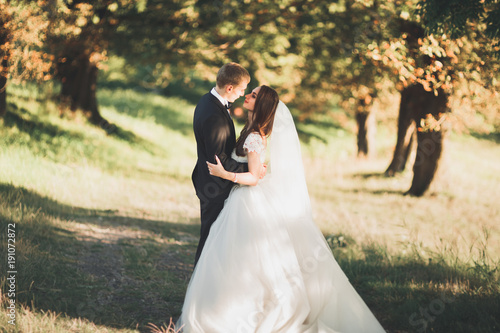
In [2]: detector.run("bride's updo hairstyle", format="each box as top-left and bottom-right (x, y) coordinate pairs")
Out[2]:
(235, 85), (279, 157)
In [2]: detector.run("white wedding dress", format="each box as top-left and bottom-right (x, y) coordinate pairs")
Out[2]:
(178, 102), (385, 333)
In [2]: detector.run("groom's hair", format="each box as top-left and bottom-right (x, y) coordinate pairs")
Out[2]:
(216, 63), (250, 88)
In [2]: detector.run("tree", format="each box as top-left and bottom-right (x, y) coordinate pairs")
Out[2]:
(381, 1), (500, 195)
(183, 0), (393, 158)
(108, 0), (205, 86)
(41, 1), (119, 127)
(418, 0), (500, 43)
(0, 1), (50, 118)
(0, 5), (10, 117)
(1, 0), (206, 130)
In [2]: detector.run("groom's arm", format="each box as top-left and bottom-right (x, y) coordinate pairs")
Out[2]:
(204, 114), (248, 175)
(223, 155), (248, 174)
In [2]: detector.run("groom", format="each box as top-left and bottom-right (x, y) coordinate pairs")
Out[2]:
(192, 62), (250, 265)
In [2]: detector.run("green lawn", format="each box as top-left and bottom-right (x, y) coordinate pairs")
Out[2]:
(0, 82), (499, 332)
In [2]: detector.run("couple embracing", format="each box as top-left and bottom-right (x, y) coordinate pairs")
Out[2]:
(179, 63), (386, 332)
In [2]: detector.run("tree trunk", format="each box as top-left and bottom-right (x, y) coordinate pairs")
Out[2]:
(356, 95), (375, 158)
(406, 86), (448, 196)
(356, 111), (372, 157)
(0, 61), (6, 117)
(0, 17), (8, 118)
(407, 130), (443, 196)
(386, 84), (449, 196)
(57, 44), (112, 131)
(385, 88), (417, 176)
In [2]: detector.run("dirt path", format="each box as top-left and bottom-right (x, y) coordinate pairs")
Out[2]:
(69, 216), (197, 331)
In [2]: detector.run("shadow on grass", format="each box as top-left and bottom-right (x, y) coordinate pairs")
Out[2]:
(98, 89), (194, 136)
(0, 183), (113, 217)
(3, 106), (86, 144)
(4, 103), (166, 159)
(162, 78), (213, 105)
(0, 182), (197, 331)
(100, 76), (212, 107)
(98, 75), (215, 137)
(329, 239), (500, 333)
(0, 183), (198, 239)
(2, 183), (498, 332)
(299, 116), (347, 131)
(340, 172), (412, 196)
(297, 127), (329, 144)
(350, 172), (388, 179)
(343, 188), (407, 196)
(294, 110), (352, 144)
(103, 123), (167, 157)
(470, 130), (500, 144)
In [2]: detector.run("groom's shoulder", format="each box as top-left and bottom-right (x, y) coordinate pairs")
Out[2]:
(197, 91), (215, 104)
(195, 92), (220, 114)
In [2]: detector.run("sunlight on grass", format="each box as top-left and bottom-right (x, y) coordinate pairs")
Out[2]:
(1, 84), (199, 221)
(303, 129), (500, 265)
(0, 305), (137, 333)
(1, 82), (499, 332)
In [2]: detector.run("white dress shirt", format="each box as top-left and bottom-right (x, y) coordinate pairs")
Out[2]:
(210, 87), (230, 114)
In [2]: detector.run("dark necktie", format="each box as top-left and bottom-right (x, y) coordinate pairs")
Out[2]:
(226, 102), (233, 110)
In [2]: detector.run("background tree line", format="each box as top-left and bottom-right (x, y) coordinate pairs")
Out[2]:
(1, 0), (499, 196)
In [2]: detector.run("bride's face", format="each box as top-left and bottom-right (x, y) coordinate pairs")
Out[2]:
(243, 86), (261, 112)
(243, 86), (261, 121)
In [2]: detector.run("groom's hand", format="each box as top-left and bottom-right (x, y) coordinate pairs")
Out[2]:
(259, 163), (267, 179)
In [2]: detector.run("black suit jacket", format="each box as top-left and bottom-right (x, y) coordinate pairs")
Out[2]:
(192, 92), (248, 204)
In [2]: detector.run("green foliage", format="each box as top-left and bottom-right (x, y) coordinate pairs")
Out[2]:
(110, 0), (201, 68)
(417, 0), (485, 38)
(418, 0), (500, 39)
(0, 1), (51, 83)
(2, 0), (499, 126)
(417, 0), (500, 58)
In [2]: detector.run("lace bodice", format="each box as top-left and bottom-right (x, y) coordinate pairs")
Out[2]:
(231, 132), (266, 163)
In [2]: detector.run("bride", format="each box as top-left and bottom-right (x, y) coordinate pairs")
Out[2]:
(178, 85), (385, 332)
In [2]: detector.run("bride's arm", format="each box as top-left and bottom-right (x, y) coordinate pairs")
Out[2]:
(207, 153), (262, 186)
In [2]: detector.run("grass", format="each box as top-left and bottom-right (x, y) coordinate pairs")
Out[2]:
(0, 77), (499, 332)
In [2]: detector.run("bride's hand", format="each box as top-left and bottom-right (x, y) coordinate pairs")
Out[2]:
(207, 155), (227, 178)
(260, 163), (267, 179)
